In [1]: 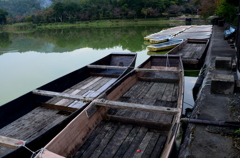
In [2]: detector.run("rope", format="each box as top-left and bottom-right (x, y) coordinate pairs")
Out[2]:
(16, 142), (48, 158)
(165, 53), (170, 69)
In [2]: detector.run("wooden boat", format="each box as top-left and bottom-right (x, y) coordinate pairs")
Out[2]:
(149, 35), (172, 44)
(38, 55), (184, 158)
(144, 26), (191, 41)
(167, 39), (209, 68)
(173, 25), (212, 40)
(147, 39), (183, 52)
(0, 52), (137, 158)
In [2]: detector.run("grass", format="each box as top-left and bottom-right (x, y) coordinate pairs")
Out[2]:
(1, 18), (183, 32)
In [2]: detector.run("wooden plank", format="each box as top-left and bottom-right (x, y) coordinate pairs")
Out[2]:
(149, 135), (167, 158)
(40, 103), (78, 112)
(122, 127), (148, 158)
(94, 99), (180, 115)
(113, 126), (141, 158)
(46, 76), (96, 104)
(71, 76), (97, 89)
(73, 121), (106, 157)
(160, 83), (175, 101)
(132, 132), (154, 158)
(68, 101), (86, 109)
(136, 68), (181, 73)
(87, 65), (128, 69)
(104, 115), (172, 130)
(90, 73), (120, 78)
(0, 107), (66, 142)
(122, 82), (142, 98)
(171, 83), (179, 102)
(55, 89), (81, 106)
(98, 124), (133, 158)
(0, 136), (25, 149)
(139, 77), (179, 83)
(32, 90), (94, 102)
(81, 122), (119, 158)
(80, 77), (102, 89)
(36, 150), (65, 158)
(141, 133), (161, 158)
(146, 82), (167, 100)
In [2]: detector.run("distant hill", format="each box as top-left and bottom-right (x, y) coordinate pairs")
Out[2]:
(0, 0), (55, 16)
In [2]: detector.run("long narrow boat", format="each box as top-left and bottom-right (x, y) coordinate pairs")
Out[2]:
(0, 52), (137, 158)
(167, 39), (209, 68)
(147, 39), (184, 52)
(38, 55), (184, 158)
(149, 35), (172, 44)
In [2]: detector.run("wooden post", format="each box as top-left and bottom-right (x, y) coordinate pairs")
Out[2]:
(237, 1), (240, 76)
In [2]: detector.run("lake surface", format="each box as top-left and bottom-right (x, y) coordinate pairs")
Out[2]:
(0, 24), (199, 113)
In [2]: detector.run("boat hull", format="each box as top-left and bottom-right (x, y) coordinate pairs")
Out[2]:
(167, 39), (209, 68)
(0, 53), (136, 158)
(41, 55), (184, 158)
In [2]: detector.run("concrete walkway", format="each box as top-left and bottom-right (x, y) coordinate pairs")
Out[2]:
(179, 25), (240, 158)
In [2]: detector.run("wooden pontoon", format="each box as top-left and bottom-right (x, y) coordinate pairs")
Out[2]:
(38, 55), (184, 158)
(0, 52), (136, 158)
(167, 39), (209, 68)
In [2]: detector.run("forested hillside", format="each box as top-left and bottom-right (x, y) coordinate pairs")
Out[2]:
(0, 0), (196, 24)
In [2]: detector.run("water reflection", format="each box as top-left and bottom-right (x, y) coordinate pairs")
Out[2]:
(0, 24), (203, 110)
(0, 32), (12, 49)
(0, 25), (170, 54)
(183, 69), (200, 116)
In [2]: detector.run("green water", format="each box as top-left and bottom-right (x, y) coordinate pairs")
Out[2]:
(0, 24), (199, 112)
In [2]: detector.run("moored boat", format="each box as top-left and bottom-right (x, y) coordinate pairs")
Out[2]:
(38, 55), (184, 158)
(0, 52), (137, 158)
(149, 35), (172, 44)
(144, 26), (191, 41)
(147, 39), (184, 52)
(167, 39), (209, 68)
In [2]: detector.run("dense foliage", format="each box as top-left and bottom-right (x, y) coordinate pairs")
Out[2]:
(0, 0), (195, 24)
(0, 9), (8, 25)
(0, 0), (238, 25)
(215, 0), (238, 24)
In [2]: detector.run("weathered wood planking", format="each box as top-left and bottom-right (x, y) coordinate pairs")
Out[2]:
(94, 99), (180, 115)
(0, 107), (66, 141)
(87, 65), (128, 69)
(0, 136), (25, 149)
(45, 77), (116, 109)
(0, 107), (67, 156)
(173, 43), (206, 60)
(75, 122), (167, 158)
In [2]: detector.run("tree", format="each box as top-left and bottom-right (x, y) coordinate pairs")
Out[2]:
(113, 7), (123, 19)
(141, 8), (149, 18)
(215, 0), (237, 23)
(199, 0), (220, 19)
(53, 2), (64, 22)
(168, 5), (185, 15)
(148, 8), (160, 18)
(0, 9), (8, 25)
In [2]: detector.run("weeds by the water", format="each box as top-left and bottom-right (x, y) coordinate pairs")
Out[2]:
(2, 19), (183, 32)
